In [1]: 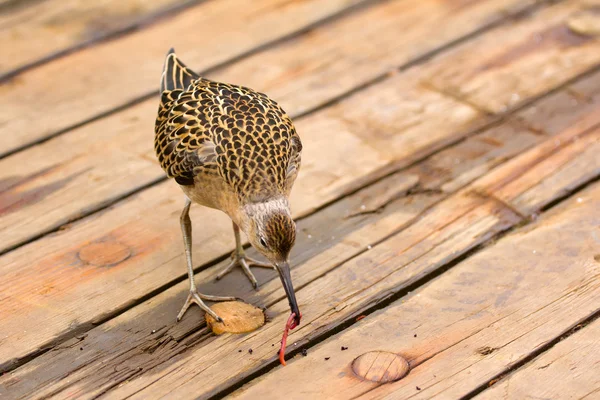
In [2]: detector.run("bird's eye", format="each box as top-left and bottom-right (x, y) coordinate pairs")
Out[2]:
(259, 237), (267, 248)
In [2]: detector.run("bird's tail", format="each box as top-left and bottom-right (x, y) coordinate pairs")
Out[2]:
(160, 48), (200, 92)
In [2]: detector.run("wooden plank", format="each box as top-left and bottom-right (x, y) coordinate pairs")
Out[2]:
(96, 129), (600, 399)
(0, 0), (580, 254)
(424, 0), (600, 113)
(474, 113), (600, 215)
(3, 99), (597, 398)
(228, 182), (600, 400)
(475, 318), (600, 400)
(0, 0), (372, 157)
(0, 70), (482, 254)
(0, 0), (199, 79)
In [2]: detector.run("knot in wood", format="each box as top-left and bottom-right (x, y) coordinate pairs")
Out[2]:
(351, 351), (410, 383)
(78, 240), (131, 267)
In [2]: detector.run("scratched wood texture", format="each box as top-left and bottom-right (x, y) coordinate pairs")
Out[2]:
(1, 0), (599, 398)
(229, 182), (600, 400)
(0, 0), (543, 253)
(0, 0), (372, 157)
(0, 0), (199, 78)
(475, 318), (600, 400)
(1, 80), (598, 397)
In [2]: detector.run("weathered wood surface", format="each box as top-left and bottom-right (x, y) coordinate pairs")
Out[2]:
(475, 318), (600, 400)
(101, 102), (598, 400)
(0, 0), (373, 158)
(228, 182), (600, 400)
(2, 88), (598, 397)
(0, 0), (199, 79)
(0, 0), (545, 254)
(1, 0), (599, 398)
(424, 0), (600, 113)
(1, 27), (599, 377)
(0, 68), (481, 370)
(2, 0), (595, 255)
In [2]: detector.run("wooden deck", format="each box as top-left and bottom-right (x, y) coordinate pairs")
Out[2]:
(1, 0), (599, 398)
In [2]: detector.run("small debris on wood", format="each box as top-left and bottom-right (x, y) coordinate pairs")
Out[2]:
(416, 386), (421, 391)
(151, 329), (156, 334)
(356, 315), (366, 321)
(248, 349), (253, 354)
(325, 357), (330, 361)
(414, 334), (417, 338)
(341, 346), (348, 351)
(79, 347), (83, 351)
(238, 350), (242, 353)
(301, 349), (308, 356)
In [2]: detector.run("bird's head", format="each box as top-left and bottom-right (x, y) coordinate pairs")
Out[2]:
(239, 197), (301, 325)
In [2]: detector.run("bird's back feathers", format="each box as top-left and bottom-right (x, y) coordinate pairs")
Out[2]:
(155, 50), (302, 203)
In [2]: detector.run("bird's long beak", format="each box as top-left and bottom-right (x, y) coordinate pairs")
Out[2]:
(277, 261), (301, 326)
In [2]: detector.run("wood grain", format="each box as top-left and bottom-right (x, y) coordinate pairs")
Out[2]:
(4, 109), (596, 398)
(90, 118), (600, 399)
(228, 182), (600, 400)
(1, 60), (598, 384)
(0, 70), (481, 253)
(475, 318), (600, 400)
(0, 101), (544, 393)
(0, 0), (574, 255)
(0, 0), (372, 157)
(0, 0), (198, 78)
(424, 0), (600, 113)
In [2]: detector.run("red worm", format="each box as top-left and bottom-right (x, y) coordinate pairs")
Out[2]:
(279, 312), (300, 366)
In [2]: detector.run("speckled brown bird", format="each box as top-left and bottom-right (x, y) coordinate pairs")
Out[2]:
(155, 49), (302, 324)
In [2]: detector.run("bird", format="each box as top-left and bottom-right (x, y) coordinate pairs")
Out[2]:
(154, 49), (302, 325)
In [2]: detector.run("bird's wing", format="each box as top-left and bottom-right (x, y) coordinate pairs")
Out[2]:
(284, 129), (302, 196)
(154, 85), (219, 186)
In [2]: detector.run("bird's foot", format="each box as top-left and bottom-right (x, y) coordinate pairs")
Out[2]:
(177, 289), (236, 322)
(215, 251), (274, 289)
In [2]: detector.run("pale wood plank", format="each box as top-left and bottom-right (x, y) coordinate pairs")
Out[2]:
(0, 0), (198, 78)
(475, 318), (600, 400)
(424, 0), (600, 113)
(0, 0), (575, 254)
(213, 0), (540, 116)
(474, 112), (600, 215)
(0, 0), (371, 157)
(228, 182), (600, 400)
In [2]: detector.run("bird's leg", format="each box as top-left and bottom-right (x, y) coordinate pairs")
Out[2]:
(177, 198), (236, 322)
(216, 222), (275, 289)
